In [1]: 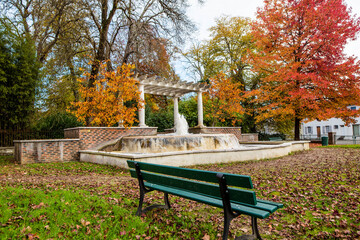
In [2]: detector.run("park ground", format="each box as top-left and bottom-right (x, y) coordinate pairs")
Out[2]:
(0, 146), (359, 239)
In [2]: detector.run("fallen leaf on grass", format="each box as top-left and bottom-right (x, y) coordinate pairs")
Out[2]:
(21, 226), (32, 234)
(81, 218), (91, 226)
(26, 233), (39, 239)
(31, 202), (45, 209)
(202, 234), (210, 240)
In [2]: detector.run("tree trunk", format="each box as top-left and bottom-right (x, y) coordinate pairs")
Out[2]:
(66, 59), (80, 102)
(88, 0), (118, 88)
(294, 117), (301, 140)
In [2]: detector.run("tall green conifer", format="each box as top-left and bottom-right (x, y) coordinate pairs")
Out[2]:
(0, 24), (40, 129)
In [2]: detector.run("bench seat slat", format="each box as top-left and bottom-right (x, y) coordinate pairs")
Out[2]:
(133, 170), (257, 205)
(143, 181), (281, 213)
(236, 201), (279, 213)
(128, 161), (253, 189)
(144, 182), (271, 219)
(257, 199), (284, 209)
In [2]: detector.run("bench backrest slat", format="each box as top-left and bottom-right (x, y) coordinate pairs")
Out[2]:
(127, 161), (253, 189)
(130, 169), (257, 205)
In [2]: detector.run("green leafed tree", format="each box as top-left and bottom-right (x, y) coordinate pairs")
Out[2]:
(0, 24), (40, 129)
(183, 16), (260, 132)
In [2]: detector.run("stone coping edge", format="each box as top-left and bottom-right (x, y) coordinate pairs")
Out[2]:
(195, 127), (242, 129)
(240, 140), (310, 144)
(0, 147), (15, 150)
(79, 141), (305, 159)
(64, 127), (158, 131)
(14, 139), (80, 143)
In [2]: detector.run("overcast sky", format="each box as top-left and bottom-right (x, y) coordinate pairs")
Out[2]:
(181, 0), (360, 72)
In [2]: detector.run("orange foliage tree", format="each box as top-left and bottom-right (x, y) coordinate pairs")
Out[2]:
(204, 72), (245, 126)
(251, 0), (360, 140)
(70, 62), (143, 127)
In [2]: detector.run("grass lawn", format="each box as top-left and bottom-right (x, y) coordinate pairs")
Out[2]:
(0, 147), (359, 239)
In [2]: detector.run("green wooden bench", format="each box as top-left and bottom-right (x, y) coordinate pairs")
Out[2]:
(269, 137), (283, 141)
(127, 161), (283, 240)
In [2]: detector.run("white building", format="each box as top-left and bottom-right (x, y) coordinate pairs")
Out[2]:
(301, 105), (360, 139)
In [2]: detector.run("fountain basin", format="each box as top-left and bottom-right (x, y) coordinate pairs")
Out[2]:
(80, 141), (310, 169)
(118, 134), (242, 153)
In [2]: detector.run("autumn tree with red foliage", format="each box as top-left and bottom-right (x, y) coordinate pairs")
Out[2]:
(70, 62), (143, 127)
(204, 73), (245, 126)
(251, 0), (360, 140)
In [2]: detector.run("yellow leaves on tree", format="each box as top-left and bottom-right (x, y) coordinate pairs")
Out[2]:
(204, 72), (244, 126)
(70, 62), (143, 127)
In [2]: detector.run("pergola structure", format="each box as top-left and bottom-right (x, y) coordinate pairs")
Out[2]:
(134, 75), (209, 128)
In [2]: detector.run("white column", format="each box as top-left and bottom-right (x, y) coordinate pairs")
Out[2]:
(138, 84), (147, 127)
(173, 96), (179, 128)
(197, 91), (204, 127)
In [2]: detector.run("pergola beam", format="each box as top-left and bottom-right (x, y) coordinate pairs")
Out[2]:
(134, 75), (208, 128)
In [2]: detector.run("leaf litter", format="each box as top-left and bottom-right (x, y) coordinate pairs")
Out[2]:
(0, 148), (359, 239)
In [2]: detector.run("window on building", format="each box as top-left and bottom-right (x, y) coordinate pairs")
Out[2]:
(350, 106), (357, 110)
(306, 126), (312, 134)
(323, 125), (331, 133)
(340, 125), (345, 128)
(334, 125), (339, 130)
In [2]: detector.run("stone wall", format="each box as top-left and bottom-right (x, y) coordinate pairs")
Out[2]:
(0, 147), (14, 156)
(14, 139), (80, 164)
(64, 127), (158, 150)
(169, 127), (258, 142)
(240, 133), (259, 142)
(200, 127), (243, 140)
(188, 127), (242, 141)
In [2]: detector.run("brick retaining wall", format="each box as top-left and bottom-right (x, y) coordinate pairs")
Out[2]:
(15, 126), (258, 164)
(64, 127), (158, 150)
(14, 139), (80, 164)
(15, 127), (158, 164)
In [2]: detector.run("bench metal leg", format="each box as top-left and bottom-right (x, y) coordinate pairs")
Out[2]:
(217, 173), (263, 240)
(164, 192), (171, 209)
(233, 217), (262, 240)
(222, 211), (232, 240)
(251, 217), (262, 240)
(134, 162), (171, 216)
(136, 192), (171, 216)
(217, 173), (241, 240)
(136, 189), (146, 216)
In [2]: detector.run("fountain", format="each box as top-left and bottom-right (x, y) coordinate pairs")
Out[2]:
(175, 114), (189, 135)
(109, 115), (243, 154)
(79, 114), (309, 169)
(78, 76), (310, 168)
(118, 134), (242, 153)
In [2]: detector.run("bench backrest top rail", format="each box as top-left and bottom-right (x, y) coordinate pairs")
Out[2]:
(129, 169), (257, 205)
(127, 161), (253, 189)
